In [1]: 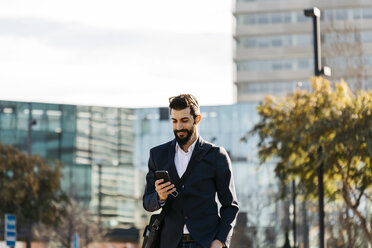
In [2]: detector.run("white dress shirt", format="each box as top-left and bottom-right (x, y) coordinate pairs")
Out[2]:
(174, 139), (197, 234)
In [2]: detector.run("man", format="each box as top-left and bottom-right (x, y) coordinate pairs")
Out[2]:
(143, 94), (239, 248)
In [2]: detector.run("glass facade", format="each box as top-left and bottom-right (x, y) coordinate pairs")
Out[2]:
(236, 11), (305, 26)
(325, 55), (372, 68)
(324, 8), (372, 21)
(236, 8), (372, 26)
(237, 81), (311, 95)
(236, 58), (314, 72)
(0, 101), (78, 198)
(237, 34), (313, 49)
(0, 101), (140, 229)
(236, 31), (372, 49)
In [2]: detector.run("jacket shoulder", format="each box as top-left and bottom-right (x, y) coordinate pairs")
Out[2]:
(150, 140), (173, 153)
(202, 140), (229, 161)
(203, 140), (227, 154)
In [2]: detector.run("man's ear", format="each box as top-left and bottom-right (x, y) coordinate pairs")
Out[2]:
(194, 115), (202, 125)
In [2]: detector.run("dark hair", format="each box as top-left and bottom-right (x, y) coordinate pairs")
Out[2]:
(168, 94), (200, 118)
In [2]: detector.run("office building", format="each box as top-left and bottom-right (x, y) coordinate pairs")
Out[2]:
(233, 0), (372, 102)
(0, 101), (143, 230)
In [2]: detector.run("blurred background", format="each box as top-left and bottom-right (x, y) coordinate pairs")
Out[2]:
(1, 0), (372, 247)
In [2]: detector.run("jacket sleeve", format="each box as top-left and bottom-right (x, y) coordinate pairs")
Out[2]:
(214, 147), (239, 247)
(143, 149), (162, 212)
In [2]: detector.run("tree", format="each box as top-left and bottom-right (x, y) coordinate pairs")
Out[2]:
(246, 77), (372, 245)
(33, 200), (104, 248)
(232, 187), (279, 248)
(323, 20), (368, 91)
(326, 203), (368, 248)
(230, 212), (254, 248)
(0, 143), (68, 247)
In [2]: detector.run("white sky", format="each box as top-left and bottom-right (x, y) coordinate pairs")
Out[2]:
(0, 0), (234, 108)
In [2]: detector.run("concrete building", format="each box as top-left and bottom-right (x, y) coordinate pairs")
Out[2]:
(233, 0), (372, 102)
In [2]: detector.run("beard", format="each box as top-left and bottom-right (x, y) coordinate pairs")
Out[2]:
(173, 125), (196, 146)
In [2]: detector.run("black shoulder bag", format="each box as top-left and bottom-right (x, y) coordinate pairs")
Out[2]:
(142, 204), (169, 248)
(142, 175), (186, 248)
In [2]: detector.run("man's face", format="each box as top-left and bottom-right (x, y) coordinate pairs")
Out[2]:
(171, 108), (198, 146)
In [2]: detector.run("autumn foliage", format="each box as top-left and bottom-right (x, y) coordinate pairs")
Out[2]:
(0, 143), (68, 229)
(249, 77), (372, 244)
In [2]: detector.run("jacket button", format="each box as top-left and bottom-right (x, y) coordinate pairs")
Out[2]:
(182, 185), (185, 189)
(184, 216), (188, 220)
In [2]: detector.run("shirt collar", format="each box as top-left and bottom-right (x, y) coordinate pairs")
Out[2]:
(175, 138), (198, 154)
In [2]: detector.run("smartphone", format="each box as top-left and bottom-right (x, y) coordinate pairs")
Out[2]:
(155, 170), (178, 197)
(155, 170), (170, 183)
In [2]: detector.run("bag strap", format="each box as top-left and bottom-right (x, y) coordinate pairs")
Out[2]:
(149, 203), (171, 231)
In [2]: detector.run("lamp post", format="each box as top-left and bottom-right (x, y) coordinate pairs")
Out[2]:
(98, 163), (103, 233)
(304, 7), (331, 248)
(27, 118), (37, 155)
(292, 180), (297, 248)
(26, 104), (37, 248)
(304, 7), (331, 77)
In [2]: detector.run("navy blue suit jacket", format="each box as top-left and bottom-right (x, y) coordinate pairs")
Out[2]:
(143, 136), (239, 248)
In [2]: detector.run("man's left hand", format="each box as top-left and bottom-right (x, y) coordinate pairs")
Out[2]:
(210, 240), (224, 248)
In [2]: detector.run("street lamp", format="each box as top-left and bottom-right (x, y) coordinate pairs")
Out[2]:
(304, 7), (331, 77)
(92, 159), (105, 233)
(98, 162), (103, 232)
(27, 119), (37, 156)
(26, 104), (37, 248)
(304, 7), (331, 248)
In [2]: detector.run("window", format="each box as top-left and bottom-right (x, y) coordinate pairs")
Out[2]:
(296, 12), (309, 22)
(363, 8), (372, 19)
(238, 81), (302, 95)
(298, 59), (310, 69)
(271, 38), (282, 47)
(283, 13), (292, 23)
(237, 58), (312, 72)
(352, 9), (362, 19)
(296, 34), (312, 46)
(272, 61), (282, 70)
(257, 37), (270, 48)
(362, 31), (372, 42)
(159, 107), (169, 121)
(237, 34), (311, 49)
(258, 15), (269, 24)
(236, 11), (295, 26)
(336, 10), (348, 20)
(271, 13), (282, 23)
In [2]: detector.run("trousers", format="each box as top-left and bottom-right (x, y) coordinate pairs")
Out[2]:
(177, 241), (203, 248)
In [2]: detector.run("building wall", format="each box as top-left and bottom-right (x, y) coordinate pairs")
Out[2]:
(234, 0), (372, 102)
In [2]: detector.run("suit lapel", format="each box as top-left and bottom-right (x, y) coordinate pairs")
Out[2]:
(167, 139), (181, 185)
(180, 136), (211, 182)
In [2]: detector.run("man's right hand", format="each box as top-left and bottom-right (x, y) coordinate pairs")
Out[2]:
(155, 179), (176, 201)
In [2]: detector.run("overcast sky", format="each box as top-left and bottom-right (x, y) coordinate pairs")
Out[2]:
(0, 0), (234, 108)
